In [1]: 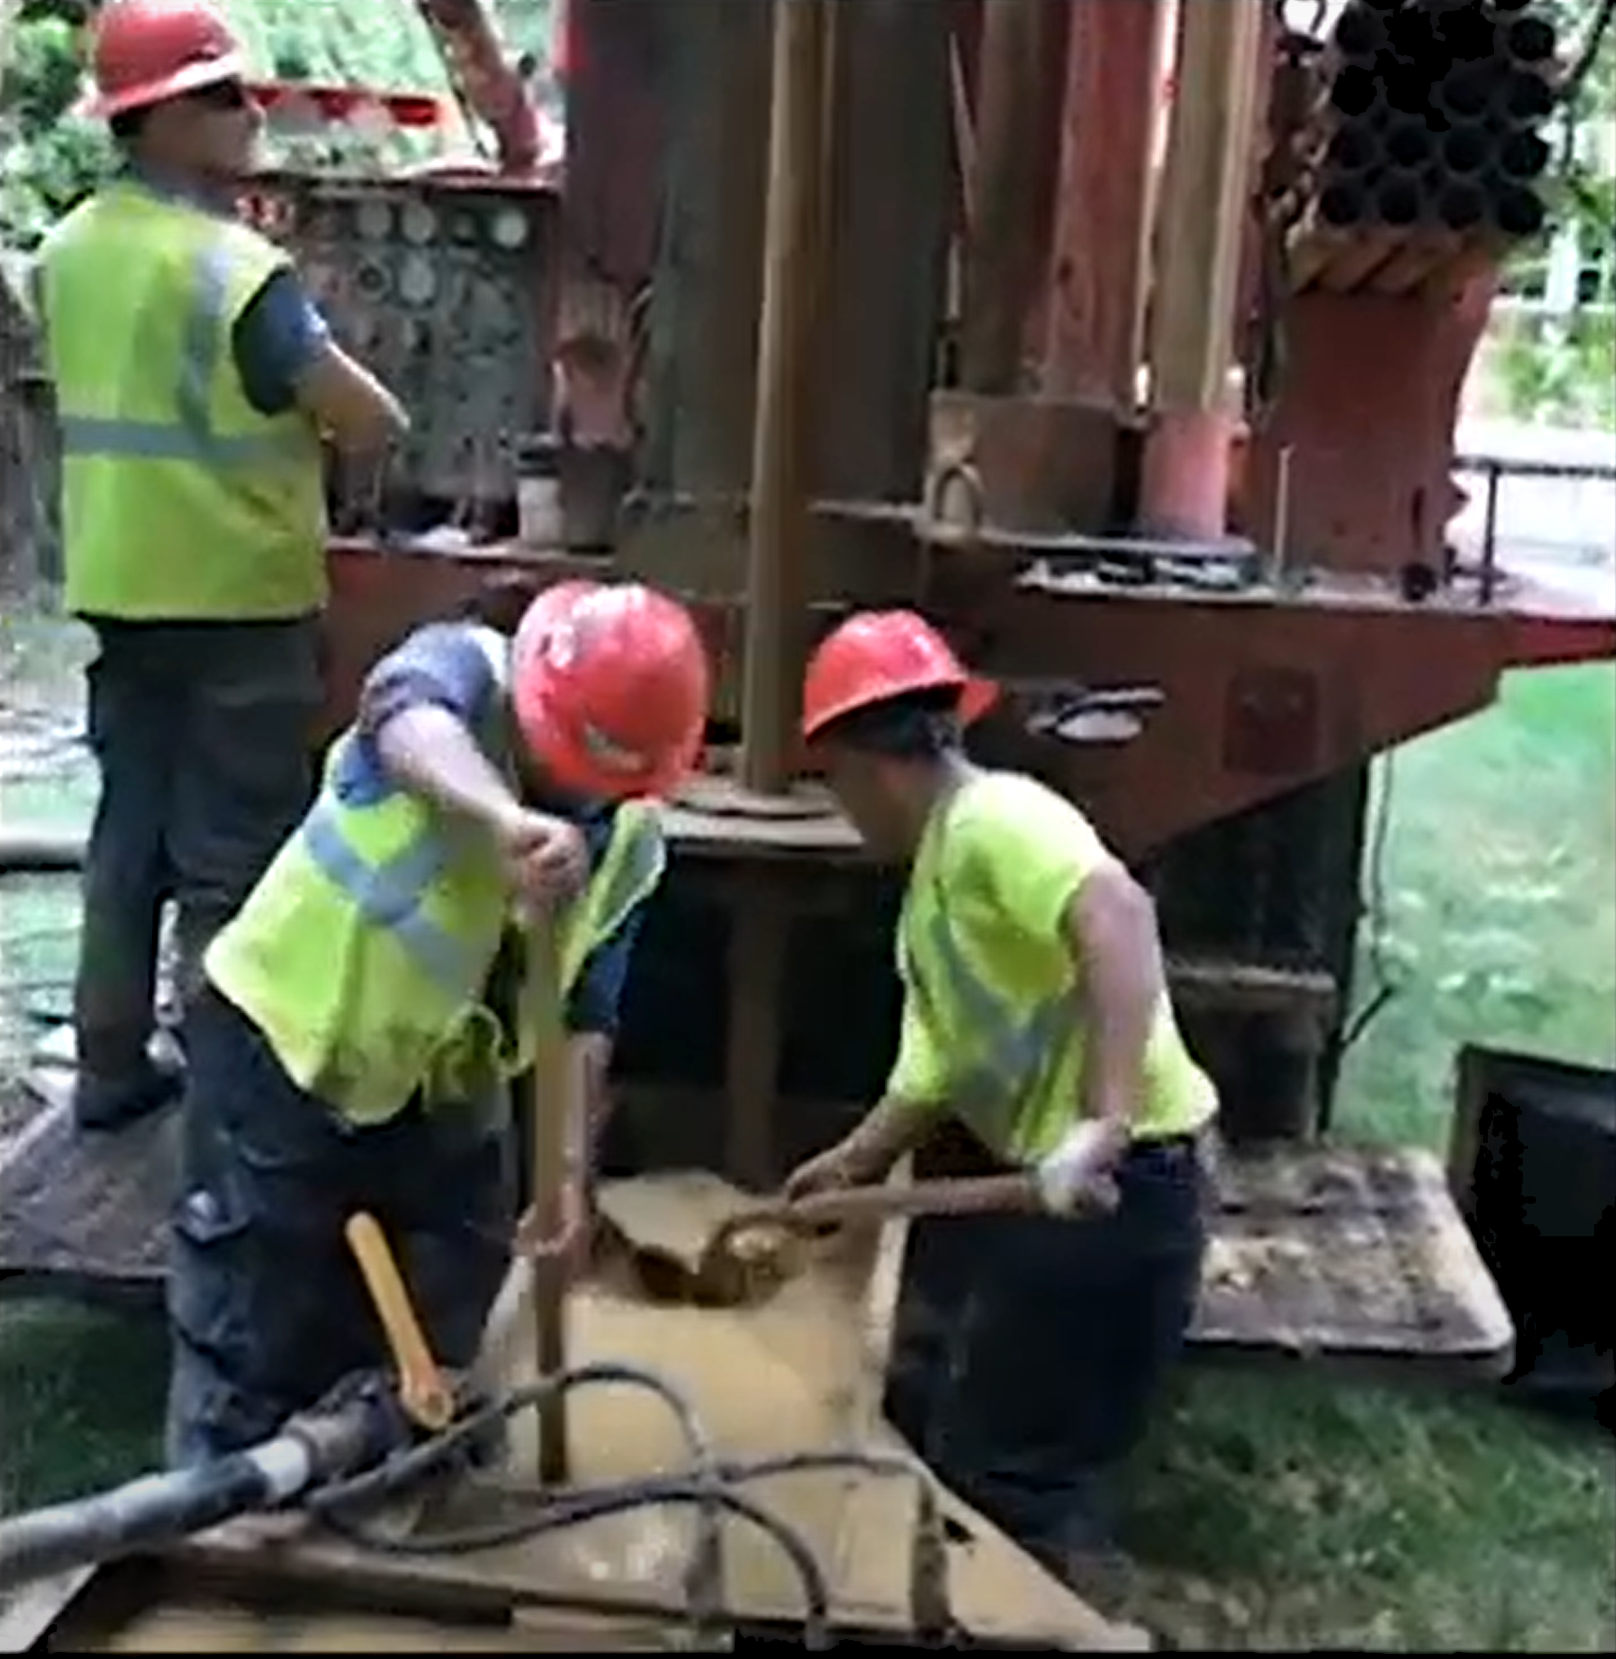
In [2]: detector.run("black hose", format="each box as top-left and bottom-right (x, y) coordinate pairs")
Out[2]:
(311, 1382), (942, 1650)
(0, 1365), (944, 1650)
(324, 1478), (834, 1648)
(320, 1435), (944, 1650)
(312, 1363), (735, 1635)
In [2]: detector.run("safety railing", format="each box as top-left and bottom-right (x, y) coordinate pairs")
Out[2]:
(1451, 451), (1616, 604)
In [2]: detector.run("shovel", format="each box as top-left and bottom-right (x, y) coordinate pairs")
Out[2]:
(602, 1168), (1119, 1311)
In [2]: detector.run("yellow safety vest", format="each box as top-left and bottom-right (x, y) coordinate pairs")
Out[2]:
(37, 179), (327, 620)
(896, 772), (1217, 1163)
(205, 639), (667, 1125)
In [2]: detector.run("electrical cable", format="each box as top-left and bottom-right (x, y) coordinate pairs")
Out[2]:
(305, 1370), (944, 1651)
(301, 1365), (940, 1649)
(323, 1476), (833, 1648)
(1339, 750), (1399, 1055)
(313, 1361), (737, 1637)
(307, 1361), (715, 1511)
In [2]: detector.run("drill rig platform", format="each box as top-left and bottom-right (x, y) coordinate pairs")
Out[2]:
(3, 0), (1609, 1645)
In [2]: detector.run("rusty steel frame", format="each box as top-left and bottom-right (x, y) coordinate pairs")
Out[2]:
(250, 0), (1615, 1169)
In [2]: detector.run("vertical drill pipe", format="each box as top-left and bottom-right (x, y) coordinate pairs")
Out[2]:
(1497, 128), (1551, 182)
(1041, 0), (1169, 409)
(1287, 175), (1373, 290)
(1332, 2), (1390, 60)
(1434, 61), (1493, 121)
(1370, 228), (1464, 295)
(528, 914), (572, 1483)
(1441, 120), (1496, 178)
(1139, 0), (1267, 538)
(1497, 65), (1555, 123)
(1495, 14), (1558, 67)
(738, 0), (830, 796)
(1383, 117), (1436, 172)
(957, 0), (1068, 393)
(414, 0), (541, 173)
(1483, 173), (1547, 237)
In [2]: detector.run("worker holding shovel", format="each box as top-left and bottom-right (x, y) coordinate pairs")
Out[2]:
(164, 580), (709, 1466)
(782, 610), (1217, 1586)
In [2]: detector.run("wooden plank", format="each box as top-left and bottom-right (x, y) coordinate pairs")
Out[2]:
(827, 1156), (915, 1611)
(1199, 1145), (1514, 1369)
(61, 1594), (686, 1652)
(176, 1172), (1143, 1649)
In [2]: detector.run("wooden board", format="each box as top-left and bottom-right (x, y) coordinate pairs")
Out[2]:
(1199, 1142), (1514, 1371)
(164, 1169), (1144, 1651)
(0, 1087), (1515, 1380)
(0, 1088), (177, 1295)
(49, 1586), (697, 1652)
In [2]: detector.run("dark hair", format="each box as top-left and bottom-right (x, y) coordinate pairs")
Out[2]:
(455, 575), (542, 634)
(815, 686), (964, 759)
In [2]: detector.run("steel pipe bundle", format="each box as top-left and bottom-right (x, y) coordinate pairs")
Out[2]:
(1292, 0), (1561, 295)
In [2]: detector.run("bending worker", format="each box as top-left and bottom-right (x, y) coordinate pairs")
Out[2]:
(35, 0), (406, 1131)
(783, 610), (1217, 1582)
(165, 580), (709, 1467)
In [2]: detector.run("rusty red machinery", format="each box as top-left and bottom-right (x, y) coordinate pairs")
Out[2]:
(282, 0), (1615, 1174)
(6, 0), (1601, 1303)
(10, 0), (1611, 1645)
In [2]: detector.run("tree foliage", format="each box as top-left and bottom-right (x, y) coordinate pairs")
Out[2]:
(1, 0), (556, 248)
(0, 17), (111, 248)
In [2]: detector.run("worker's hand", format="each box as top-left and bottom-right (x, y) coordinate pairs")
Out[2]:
(515, 1176), (593, 1281)
(781, 1139), (878, 1204)
(494, 807), (590, 908)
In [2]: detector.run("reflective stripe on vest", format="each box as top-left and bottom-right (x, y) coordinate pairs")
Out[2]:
(56, 242), (300, 469)
(901, 902), (1066, 1141)
(297, 780), (663, 1005)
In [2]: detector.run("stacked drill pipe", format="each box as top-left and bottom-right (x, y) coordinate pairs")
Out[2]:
(1288, 0), (1558, 297)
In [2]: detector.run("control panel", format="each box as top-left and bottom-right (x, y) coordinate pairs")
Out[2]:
(241, 174), (559, 512)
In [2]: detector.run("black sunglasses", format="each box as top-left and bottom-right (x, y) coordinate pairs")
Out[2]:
(187, 80), (251, 112)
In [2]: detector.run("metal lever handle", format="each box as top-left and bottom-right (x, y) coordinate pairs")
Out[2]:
(344, 1212), (456, 1433)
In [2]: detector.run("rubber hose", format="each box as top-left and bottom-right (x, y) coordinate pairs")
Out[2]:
(0, 1439), (303, 1594)
(311, 1363), (732, 1632)
(307, 1361), (715, 1512)
(321, 1477), (832, 1649)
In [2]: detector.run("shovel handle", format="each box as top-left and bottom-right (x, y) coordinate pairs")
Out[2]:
(711, 1169), (1118, 1253)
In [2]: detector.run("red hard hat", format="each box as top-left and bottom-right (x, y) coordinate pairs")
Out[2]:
(81, 0), (246, 122)
(800, 610), (998, 743)
(512, 581), (710, 800)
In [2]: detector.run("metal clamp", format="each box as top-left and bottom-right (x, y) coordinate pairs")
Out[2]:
(1009, 679), (1166, 747)
(919, 458), (986, 549)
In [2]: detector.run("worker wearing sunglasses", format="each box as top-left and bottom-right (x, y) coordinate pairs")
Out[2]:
(32, 0), (406, 1134)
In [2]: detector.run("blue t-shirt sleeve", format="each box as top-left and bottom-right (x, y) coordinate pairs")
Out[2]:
(563, 807), (651, 1038)
(565, 896), (651, 1038)
(231, 268), (330, 417)
(358, 621), (501, 736)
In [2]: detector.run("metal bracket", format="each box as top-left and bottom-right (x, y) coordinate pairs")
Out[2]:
(623, 488), (1266, 594)
(1008, 679), (1166, 747)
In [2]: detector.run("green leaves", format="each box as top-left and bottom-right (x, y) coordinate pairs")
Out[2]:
(1, 0), (557, 247)
(1, 17), (110, 249)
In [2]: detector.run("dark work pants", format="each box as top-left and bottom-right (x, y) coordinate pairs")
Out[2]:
(165, 986), (514, 1467)
(883, 1135), (1208, 1569)
(74, 617), (322, 1121)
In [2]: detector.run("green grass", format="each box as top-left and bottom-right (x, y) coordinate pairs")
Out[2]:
(1, 652), (1613, 1649)
(1118, 661), (1616, 1652)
